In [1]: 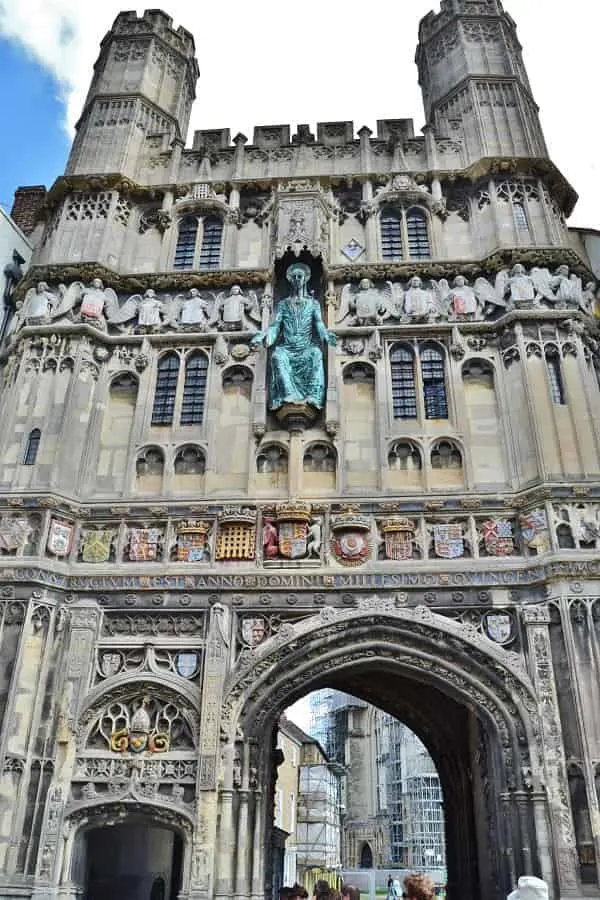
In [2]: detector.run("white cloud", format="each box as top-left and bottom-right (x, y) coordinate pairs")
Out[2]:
(0, 0), (598, 226)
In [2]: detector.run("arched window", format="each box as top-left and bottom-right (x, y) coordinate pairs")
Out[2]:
(406, 208), (430, 259)
(431, 440), (462, 469)
(152, 353), (180, 425)
(23, 428), (41, 465)
(303, 443), (336, 472)
(513, 202), (531, 235)
(174, 445), (206, 475)
(390, 344), (417, 419)
(136, 447), (164, 477)
(545, 349), (565, 405)
(199, 216), (223, 270)
(174, 216), (198, 270)
(388, 440), (422, 470)
(181, 352), (208, 425)
(421, 345), (448, 419)
(257, 445), (289, 474)
(380, 208), (403, 262)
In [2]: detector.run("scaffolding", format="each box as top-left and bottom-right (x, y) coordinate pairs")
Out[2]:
(307, 691), (446, 871)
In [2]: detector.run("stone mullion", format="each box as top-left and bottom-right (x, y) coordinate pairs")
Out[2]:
(522, 605), (580, 895)
(192, 603), (231, 899)
(250, 787), (264, 900)
(561, 599), (600, 883)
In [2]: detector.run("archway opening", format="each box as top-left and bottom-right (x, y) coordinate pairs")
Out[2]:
(80, 821), (183, 900)
(360, 843), (374, 869)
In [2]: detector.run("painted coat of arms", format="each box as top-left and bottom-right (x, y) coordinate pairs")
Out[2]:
(331, 513), (372, 567)
(129, 528), (161, 561)
(380, 518), (415, 560)
(275, 501), (312, 559)
(240, 615), (269, 647)
(47, 520), (73, 557)
(520, 510), (550, 554)
(81, 529), (114, 563)
(433, 524), (464, 559)
(481, 520), (514, 557)
(484, 612), (513, 645)
(176, 521), (211, 562)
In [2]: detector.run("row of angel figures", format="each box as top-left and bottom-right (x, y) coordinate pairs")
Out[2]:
(336, 264), (597, 326)
(12, 279), (269, 335)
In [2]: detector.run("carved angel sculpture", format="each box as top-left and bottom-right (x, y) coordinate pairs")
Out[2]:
(474, 271), (510, 314)
(581, 281), (598, 315)
(208, 285), (260, 331)
(549, 265), (582, 307)
(136, 289), (164, 328)
(447, 275), (479, 318)
(530, 267), (557, 305)
(22, 282), (61, 320)
(404, 276), (434, 320)
(169, 288), (211, 329)
(53, 278), (120, 327)
(103, 289), (138, 326)
(337, 279), (400, 326)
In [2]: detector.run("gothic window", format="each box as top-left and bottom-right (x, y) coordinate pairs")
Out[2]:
(380, 208), (403, 262)
(174, 445), (206, 475)
(136, 447), (164, 477)
(380, 206), (430, 262)
(23, 429), (41, 465)
(303, 443), (336, 472)
(431, 440), (462, 469)
(545, 349), (565, 405)
(421, 345), (448, 419)
(174, 216), (198, 270)
(173, 215), (223, 271)
(180, 352), (208, 425)
(198, 216), (223, 270)
(151, 353), (180, 425)
(390, 344), (417, 419)
(388, 440), (422, 470)
(406, 208), (431, 259)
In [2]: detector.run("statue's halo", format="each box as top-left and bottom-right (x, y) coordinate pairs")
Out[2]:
(286, 262), (311, 283)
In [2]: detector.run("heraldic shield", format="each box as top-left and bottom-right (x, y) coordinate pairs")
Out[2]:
(433, 524), (464, 559)
(278, 521), (308, 559)
(484, 612), (513, 645)
(481, 520), (514, 557)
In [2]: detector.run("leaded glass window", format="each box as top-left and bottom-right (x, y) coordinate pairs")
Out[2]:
(421, 345), (448, 419)
(406, 208), (430, 259)
(180, 353), (208, 425)
(23, 429), (41, 465)
(380, 209), (403, 262)
(174, 216), (198, 270)
(151, 353), (180, 425)
(390, 344), (417, 419)
(198, 216), (223, 270)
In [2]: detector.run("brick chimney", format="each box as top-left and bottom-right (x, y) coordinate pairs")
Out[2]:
(10, 185), (47, 235)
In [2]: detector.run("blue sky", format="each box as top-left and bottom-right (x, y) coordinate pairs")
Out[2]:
(0, 1), (599, 228)
(0, 38), (70, 210)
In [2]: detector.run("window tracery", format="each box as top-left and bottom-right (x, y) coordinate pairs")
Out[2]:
(380, 206), (430, 261)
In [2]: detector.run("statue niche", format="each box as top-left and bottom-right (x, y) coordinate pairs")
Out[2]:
(251, 262), (336, 429)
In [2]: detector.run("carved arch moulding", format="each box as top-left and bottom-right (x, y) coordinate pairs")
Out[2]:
(221, 602), (543, 784)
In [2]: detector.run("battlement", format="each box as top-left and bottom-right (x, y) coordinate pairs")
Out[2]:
(191, 119), (416, 153)
(418, 0), (505, 42)
(108, 8), (196, 57)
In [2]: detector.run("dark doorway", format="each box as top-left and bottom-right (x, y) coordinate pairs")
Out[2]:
(83, 822), (183, 900)
(360, 842), (373, 869)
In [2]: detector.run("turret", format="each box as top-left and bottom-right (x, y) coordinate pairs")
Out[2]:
(66, 9), (199, 178)
(416, 0), (547, 163)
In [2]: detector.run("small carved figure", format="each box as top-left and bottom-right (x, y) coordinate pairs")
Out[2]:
(337, 279), (400, 326)
(404, 276), (432, 319)
(263, 518), (279, 559)
(448, 275), (479, 318)
(181, 288), (210, 328)
(307, 519), (322, 559)
(23, 282), (59, 320)
(581, 281), (597, 315)
(137, 289), (164, 328)
(508, 264), (536, 306)
(210, 285), (260, 331)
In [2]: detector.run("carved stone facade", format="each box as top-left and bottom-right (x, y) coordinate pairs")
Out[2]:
(1, 2), (600, 899)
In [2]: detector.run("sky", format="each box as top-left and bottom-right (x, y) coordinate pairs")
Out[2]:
(0, 1), (598, 226)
